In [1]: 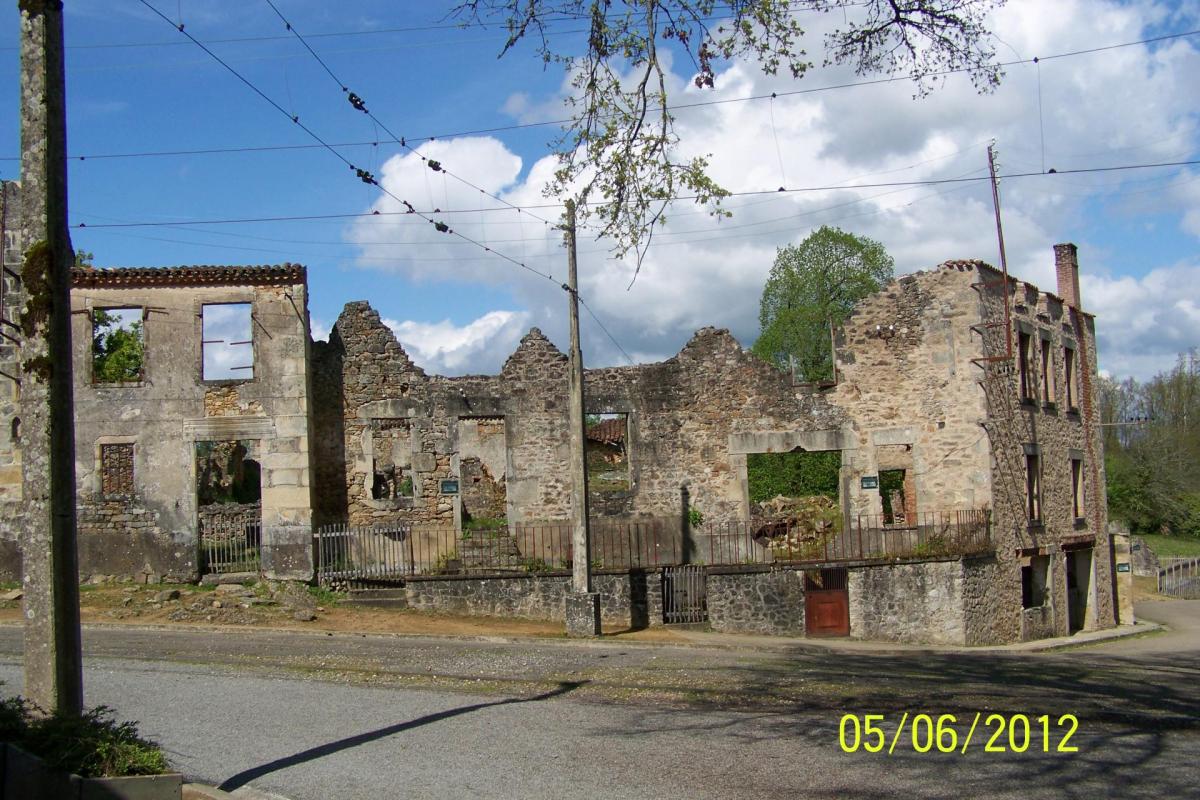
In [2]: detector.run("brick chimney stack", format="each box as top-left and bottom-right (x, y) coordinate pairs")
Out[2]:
(1054, 243), (1081, 309)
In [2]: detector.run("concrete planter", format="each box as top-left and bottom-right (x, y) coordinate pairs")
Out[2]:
(2, 743), (183, 800)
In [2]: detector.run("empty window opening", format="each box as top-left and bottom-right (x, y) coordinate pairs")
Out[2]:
(748, 449), (841, 505)
(1040, 337), (1055, 405)
(459, 417), (507, 527)
(195, 440), (261, 507)
(100, 442), (135, 498)
(1018, 331), (1034, 401)
(1064, 347), (1077, 410)
(879, 468), (911, 525)
(1071, 458), (1084, 520)
(748, 449), (842, 557)
(1021, 555), (1050, 609)
(9, 417), (18, 443)
(586, 413), (630, 493)
(1025, 452), (1042, 524)
(92, 307), (144, 383)
(370, 418), (412, 501)
(202, 303), (253, 381)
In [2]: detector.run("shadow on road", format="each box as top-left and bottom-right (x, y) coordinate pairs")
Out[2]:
(594, 646), (1200, 799)
(218, 680), (586, 792)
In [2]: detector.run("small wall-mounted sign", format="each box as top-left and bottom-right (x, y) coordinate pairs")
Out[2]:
(439, 479), (460, 495)
(860, 476), (879, 490)
(1116, 562), (1131, 573)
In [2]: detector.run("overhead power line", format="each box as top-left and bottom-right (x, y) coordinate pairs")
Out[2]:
(72, 157), (1200, 230)
(260, 0), (557, 230)
(133, 0), (561, 289)
(6, 28), (1196, 166)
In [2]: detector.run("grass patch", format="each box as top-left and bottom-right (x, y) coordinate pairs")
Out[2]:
(1139, 533), (1200, 558)
(308, 585), (346, 606)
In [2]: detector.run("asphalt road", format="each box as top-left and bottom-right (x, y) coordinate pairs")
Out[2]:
(0, 601), (1196, 799)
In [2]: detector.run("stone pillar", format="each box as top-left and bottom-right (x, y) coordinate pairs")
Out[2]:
(1108, 522), (1135, 625)
(18, 0), (83, 715)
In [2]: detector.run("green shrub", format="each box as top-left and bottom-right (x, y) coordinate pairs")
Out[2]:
(4, 702), (168, 778)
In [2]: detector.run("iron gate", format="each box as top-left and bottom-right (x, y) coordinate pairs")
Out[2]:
(663, 565), (707, 623)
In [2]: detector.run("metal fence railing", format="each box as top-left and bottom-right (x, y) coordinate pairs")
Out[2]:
(703, 510), (992, 566)
(314, 510), (992, 585)
(200, 519), (262, 575)
(1158, 557), (1200, 598)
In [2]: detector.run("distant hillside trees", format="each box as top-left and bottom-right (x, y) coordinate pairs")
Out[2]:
(1102, 352), (1200, 538)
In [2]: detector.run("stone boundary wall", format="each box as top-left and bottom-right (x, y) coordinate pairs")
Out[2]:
(402, 570), (664, 629)
(848, 558), (966, 645)
(1130, 536), (1160, 577)
(707, 569), (805, 635)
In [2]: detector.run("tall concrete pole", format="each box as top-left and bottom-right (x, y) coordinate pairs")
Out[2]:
(563, 200), (599, 636)
(564, 199), (591, 594)
(18, 0), (83, 715)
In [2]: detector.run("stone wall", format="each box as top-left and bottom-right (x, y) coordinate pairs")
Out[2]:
(312, 303), (847, 534)
(707, 569), (806, 634)
(198, 502), (261, 538)
(74, 497), (191, 581)
(829, 263), (992, 521)
(1130, 536), (1160, 577)
(68, 268), (316, 580)
(401, 570), (663, 628)
(961, 555), (1014, 645)
(973, 253), (1114, 637)
(848, 559), (966, 645)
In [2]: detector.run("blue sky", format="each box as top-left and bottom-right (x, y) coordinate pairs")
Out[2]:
(2, 0), (1199, 380)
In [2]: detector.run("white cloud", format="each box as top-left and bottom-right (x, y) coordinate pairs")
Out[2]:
(345, 0), (1200, 379)
(383, 310), (532, 376)
(1084, 262), (1200, 379)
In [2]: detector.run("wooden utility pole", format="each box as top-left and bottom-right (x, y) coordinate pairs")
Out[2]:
(562, 199), (600, 636)
(18, 0), (83, 715)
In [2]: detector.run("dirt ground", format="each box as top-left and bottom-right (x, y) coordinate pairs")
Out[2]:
(0, 579), (692, 643)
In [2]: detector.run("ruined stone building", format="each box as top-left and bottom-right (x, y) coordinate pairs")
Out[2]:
(0, 183), (1118, 644)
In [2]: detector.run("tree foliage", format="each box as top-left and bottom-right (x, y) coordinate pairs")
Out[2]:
(92, 309), (144, 383)
(747, 450), (840, 504)
(751, 225), (893, 381)
(451, 1), (1004, 265)
(1101, 352), (1200, 538)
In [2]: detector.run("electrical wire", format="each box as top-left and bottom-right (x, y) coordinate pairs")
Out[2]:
(260, 0), (558, 231)
(133, 0), (561, 289)
(71, 157), (1200, 230)
(7, 27), (1190, 165)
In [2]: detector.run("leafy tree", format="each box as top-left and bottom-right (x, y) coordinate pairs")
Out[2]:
(74, 250), (94, 268)
(1102, 353), (1200, 538)
(450, 1), (1004, 264)
(92, 310), (144, 383)
(751, 225), (893, 381)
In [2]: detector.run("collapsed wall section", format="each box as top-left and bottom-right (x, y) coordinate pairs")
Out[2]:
(312, 303), (848, 534)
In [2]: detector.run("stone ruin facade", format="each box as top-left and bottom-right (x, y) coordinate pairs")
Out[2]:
(0, 178), (1117, 644)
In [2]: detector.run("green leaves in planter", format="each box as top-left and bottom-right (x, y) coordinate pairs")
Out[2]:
(17, 704), (169, 778)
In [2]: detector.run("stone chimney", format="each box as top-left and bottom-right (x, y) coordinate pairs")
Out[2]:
(1054, 243), (1081, 309)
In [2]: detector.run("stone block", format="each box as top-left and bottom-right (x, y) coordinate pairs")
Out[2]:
(565, 592), (602, 637)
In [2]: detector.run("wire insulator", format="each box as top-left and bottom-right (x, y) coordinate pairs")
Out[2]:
(347, 92), (367, 112)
